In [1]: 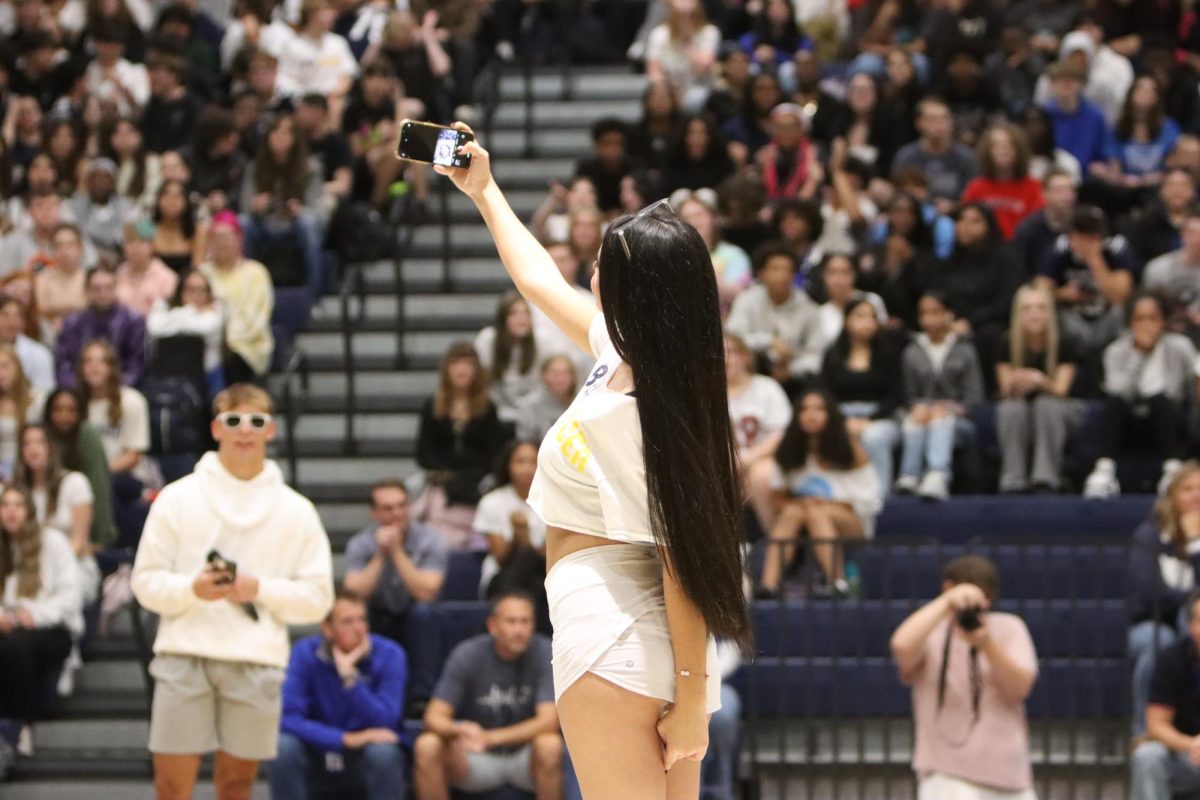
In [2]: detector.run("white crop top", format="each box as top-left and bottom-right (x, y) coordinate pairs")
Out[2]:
(526, 313), (655, 544)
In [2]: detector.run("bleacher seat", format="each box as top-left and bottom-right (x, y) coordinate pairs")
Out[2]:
(443, 552), (486, 601)
(271, 287), (315, 372)
(875, 496), (1151, 541)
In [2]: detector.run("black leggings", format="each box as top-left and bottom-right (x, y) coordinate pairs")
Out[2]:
(1097, 395), (1188, 460)
(0, 626), (72, 720)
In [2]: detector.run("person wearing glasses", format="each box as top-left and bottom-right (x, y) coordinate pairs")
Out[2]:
(131, 383), (334, 800)
(436, 124), (750, 798)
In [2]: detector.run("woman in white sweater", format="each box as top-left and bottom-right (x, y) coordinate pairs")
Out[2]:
(759, 388), (881, 598)
(0, 485), (82, 745)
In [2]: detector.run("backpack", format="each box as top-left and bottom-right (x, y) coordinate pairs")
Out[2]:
(139, 375), (209, 455)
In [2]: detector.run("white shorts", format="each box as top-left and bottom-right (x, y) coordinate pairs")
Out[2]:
(455, 744), (535, 794)
(545, 543), (721, 713)
(918, 773), (1038, 800)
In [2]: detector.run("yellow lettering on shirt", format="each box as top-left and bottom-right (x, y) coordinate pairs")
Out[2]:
(556, 419), (591, 473)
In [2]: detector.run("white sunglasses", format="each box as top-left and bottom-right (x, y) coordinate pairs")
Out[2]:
(217, 412), (272, 430)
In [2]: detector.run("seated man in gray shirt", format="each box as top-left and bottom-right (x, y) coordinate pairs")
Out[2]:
(414, 590), (563, 800)
(343, 478), (449, 707)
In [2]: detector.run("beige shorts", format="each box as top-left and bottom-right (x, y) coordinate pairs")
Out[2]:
(148, 654), (286, 761)
(454, 744), (535, 794)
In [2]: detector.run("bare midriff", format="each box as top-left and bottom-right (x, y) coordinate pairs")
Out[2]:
(545, 526), (627, 573)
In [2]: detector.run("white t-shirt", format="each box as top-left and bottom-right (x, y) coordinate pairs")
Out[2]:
(88, 386), (150, 465)
(32, 471), (93, 535)
(728, 375), (791, 451)
(527, 314), (654, 545)
(271, 29), (358, 97)
(473, 485), (547, 594)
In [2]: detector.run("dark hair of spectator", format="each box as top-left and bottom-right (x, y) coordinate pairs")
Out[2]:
(91, 19), (126, 43)
(361, 58), (396, 80)
(325, 583), (366, 621)
(1116, 76), (1166, 143)
(155, 4), (196, 33)
(85, 266), (117, 288)
(668, 113), (728, 169)
(1124, 288), (1168, 323)
(42, 389), (86, 470)
(752, 240), (801, 275)
(771, 198), (824, 243)
(490, 290), (537, 381)
(153, 179), (197, 239)
(816, 251), (859, 291)
(194, 107), (239, 156)
(833, 295), (883, 353)
(775, 388), (856, 472)
(146, 44), (188, 81)
(977, 123), (1031, 181)
(255, 115), (312, 200)
(492, 439), (538, 488)
(43, 119), (82, 193)
(299, 93), (329, 112)
(12, 424), (67, 522)
(744, 72), (783, 119)
(919, 288), (951, 312)
(1022, 105), (1057, 158)
(99, 117), (148, 200)
(1163, 165), (1196, 188)
(433, 342), (489, 419)
(489, 588), (536, 615)
(953, 202), (1004, 246)
(595, 205), (751, 649)
(641, 79), (680, 125)
(590, 117), (628, 144)
(369, 477), (408, 505)
(751, 0), (803, 49)
(1068, 204), (1108, 237)
(52, 222), (82, 245)
(888, 191), (933, 248)
(942, 554), (1000, 603)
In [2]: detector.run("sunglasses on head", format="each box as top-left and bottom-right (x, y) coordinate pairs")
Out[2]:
(611, 198), (674, 261)
(217, 412), (272, 430)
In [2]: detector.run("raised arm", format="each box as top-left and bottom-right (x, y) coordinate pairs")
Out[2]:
(435, 126), (597, 356)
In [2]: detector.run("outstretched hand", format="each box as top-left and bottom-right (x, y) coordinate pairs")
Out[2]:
(433, 122), (493, 200)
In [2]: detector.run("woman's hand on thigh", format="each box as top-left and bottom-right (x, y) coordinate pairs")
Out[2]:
(656, 702), (708, 771)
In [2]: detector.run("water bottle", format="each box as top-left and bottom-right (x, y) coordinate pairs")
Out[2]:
(844, 561), (862, 600)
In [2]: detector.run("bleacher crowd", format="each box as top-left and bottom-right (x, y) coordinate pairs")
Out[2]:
(1, 0), (1200, 798)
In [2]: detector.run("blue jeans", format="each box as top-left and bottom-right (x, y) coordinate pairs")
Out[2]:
(899, 415), (971, 481)
(1131, 740), (1200, 800)
(702, 684), (742, 800)
(268, 732), (405, 800)
(860, 419), (900, 495)
(1130, 620), (1181, 737)
(240, 210), (326, 297)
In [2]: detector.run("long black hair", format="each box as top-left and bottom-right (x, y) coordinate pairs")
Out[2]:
(597, 205), (751, 650)
(774, 388), (857, 473)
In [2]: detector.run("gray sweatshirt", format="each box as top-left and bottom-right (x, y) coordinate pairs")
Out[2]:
(725, 283), (826, 377)
(901, 334), (985, 408)
(1102, 332), (1197, 404)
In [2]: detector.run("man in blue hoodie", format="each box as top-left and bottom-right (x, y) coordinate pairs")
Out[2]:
(1042, 60), (1108, 168)
(269, 585), (408, 800)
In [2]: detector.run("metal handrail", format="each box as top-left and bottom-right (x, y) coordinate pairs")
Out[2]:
(338, 261), (366, 453)
(280, 348), (305, 486)
(390, 197), (416, 370)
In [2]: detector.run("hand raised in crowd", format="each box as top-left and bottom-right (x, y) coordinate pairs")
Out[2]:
(456, 720), (489, 752)
(510, 511), (530, 545)
(193, 563), (235, 601)
(333, 637), (371, 679)
(14, 607), (34, 628)
(251, 192), (272, 214)
(375, 524), (404, 553)
(0, 609), (13, 634)
(343, 728), (400, 749)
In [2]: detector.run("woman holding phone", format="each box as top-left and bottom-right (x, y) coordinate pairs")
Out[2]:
(436, 123), (750, 799)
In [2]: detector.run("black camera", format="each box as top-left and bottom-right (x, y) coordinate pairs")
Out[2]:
(957, 606), (983, 632)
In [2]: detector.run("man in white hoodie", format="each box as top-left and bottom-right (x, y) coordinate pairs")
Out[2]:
(132, 383), (334, 800)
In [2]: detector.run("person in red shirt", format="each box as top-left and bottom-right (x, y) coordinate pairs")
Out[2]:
(962, 123), (1046, 239)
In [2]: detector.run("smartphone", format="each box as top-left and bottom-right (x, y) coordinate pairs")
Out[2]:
(207, 549), (237, 585)
(396, 120), (473, 169)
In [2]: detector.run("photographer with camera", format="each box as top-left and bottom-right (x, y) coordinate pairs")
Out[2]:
(890, 555), (1039, 799)
(131, 384), (334, 800)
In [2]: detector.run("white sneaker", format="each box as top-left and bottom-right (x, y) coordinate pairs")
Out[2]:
(916, 470), (949, 502)
(1084, 459), (1120, 499)
(57, 646), (81, 698)
(894, 474), (919, 495)
(1158, 459), (1183, 496)
(16, 725), (32, 758)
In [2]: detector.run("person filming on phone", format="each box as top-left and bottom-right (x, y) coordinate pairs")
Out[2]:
(131, 384), (334, 800)
(890, 555), (1039, 800)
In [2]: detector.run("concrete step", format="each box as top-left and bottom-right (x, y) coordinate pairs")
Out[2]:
(287, 457), (418, 488)
(33, 718), (148, 751)
(4, 781), (271, 799)
(295, 329), (473, 361)
(485, 128), (595, 159)
(296, 370), (439, 402)
(281, 412), (418, 441)
(361, 257), (512, 294)
(497, 71), (645, 102)
(310, 292), (498, 333)
(492, 99), (638, 129)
